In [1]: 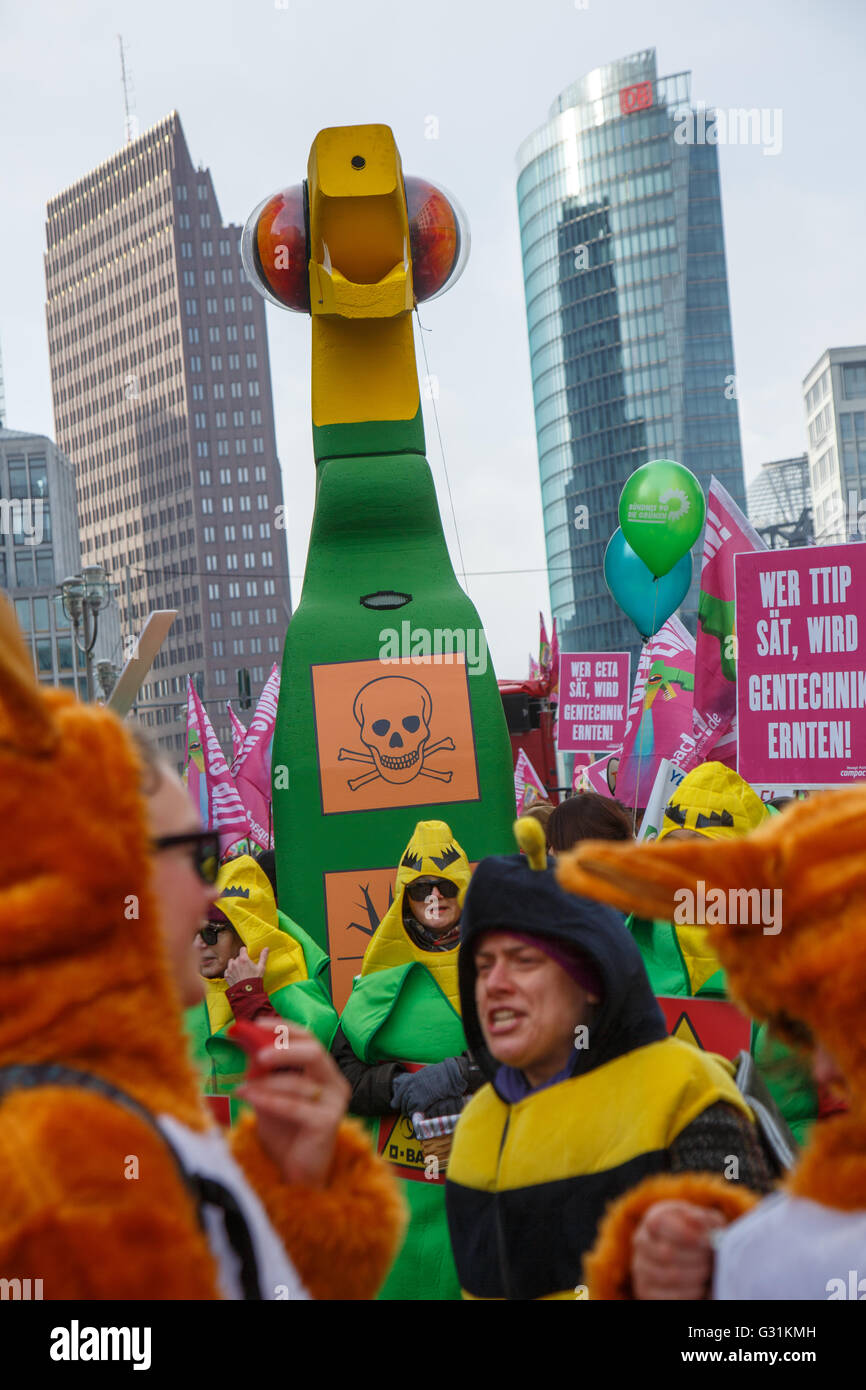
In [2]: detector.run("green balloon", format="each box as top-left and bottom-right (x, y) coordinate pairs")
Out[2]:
(618, 459), (706, 577)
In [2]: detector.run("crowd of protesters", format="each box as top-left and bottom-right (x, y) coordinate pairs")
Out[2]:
(0, 586), (860, 1301)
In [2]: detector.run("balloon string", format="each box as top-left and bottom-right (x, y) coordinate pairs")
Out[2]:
(632, 579), (661, 833)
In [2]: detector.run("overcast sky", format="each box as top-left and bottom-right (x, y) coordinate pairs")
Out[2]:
(2, 0), (864, 678)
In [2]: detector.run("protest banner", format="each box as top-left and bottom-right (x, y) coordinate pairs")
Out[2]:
(616, 616), (697, 807)
(736, 543), (866, 788)
(514, 747), (549, 813)
(226, 701), (247, 767)
(233, 665), (280, 849)
(574, 752), (618, 798)
(557, 652), (631, 753)
(183, 679), (251, 854)
(686, 478), (767, 769)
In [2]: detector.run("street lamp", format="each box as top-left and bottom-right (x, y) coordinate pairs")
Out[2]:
(60, 565), (112, 702)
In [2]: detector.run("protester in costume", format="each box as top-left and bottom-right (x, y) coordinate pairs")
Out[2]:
(622, 762), (817, 1144)
(185, 855), (338, 1106)
(567, 788), (866, 1299)
(0, 596), (405, 1299)
(444, 818), (773, 1301)
(334, 820), (483, 1300)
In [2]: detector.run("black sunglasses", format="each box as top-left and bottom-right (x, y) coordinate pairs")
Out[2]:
(152, 830), (221, 885)
(199, 922), (233, 946)
(405, 878), (459, 902)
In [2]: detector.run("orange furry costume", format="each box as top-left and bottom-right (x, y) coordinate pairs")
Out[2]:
(555, 789), (866, 1298)
(0, 596), (405, 1299)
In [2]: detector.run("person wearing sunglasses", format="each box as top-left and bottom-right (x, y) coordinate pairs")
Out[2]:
(331, 820), (485, 1300)
(0, 589), (406, 1305)
(184, 855), (338, 1105)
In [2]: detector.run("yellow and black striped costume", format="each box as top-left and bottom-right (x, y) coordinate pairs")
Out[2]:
(445, 824), (767, 1301)
(446, 1035), (750, 1299)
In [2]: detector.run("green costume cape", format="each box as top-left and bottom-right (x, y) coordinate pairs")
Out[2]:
(339, 820), (470, 1300)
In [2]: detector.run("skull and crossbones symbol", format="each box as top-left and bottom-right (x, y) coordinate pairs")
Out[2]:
(338, 676), (454, 792)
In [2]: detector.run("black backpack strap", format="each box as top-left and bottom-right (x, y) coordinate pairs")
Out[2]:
(733, 1050), (800, 1175)
(192, 1177), (263, 1300)
(0, 1063), (263, 1300)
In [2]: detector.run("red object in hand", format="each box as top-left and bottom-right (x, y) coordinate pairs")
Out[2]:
(228, 1021), (274, 1078)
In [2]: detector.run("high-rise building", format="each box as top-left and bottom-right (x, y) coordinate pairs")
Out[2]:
(44, 112), (291, 754)
(803, 346), (866, 546)
(516, 50), (746, 668)
(746, 454), (813, 548)
(0, 426), (121, 691)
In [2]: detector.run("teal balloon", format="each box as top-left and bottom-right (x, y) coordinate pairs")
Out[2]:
(603, 529), (693, 639)
(618, 459), (705, 577)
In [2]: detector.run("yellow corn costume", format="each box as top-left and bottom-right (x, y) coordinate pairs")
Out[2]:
(340, 821), (471, 1299)
(185, 856), (338, 1101)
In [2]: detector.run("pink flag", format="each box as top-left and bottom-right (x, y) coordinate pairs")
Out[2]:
(183, 679), (251, 855)
(548, 619), (560, 702)
(183, 681), (206, 819)
(686, 477), (767, 769)
(616, 616), (697, 808)
(233, 665), (280, 850)
(529, 655), (541, 681)
(226, 701), (246, 769)
(514, 747), (549, 814)
(576, 752), (618, 798)
(539, 613), (551, 673)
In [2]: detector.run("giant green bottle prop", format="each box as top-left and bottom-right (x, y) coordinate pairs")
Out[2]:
(243, 125), (514, 1006)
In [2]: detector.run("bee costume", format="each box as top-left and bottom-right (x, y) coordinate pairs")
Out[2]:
(444, 819), (772, 1300)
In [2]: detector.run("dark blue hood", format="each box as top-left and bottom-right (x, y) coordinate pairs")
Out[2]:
(458, 852), (667, 1086)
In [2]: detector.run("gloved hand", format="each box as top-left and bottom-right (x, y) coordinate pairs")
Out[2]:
(390, 1056), (468, 1116)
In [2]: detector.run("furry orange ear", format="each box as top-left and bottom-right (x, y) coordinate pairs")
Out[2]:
(0, 594), (58, 755)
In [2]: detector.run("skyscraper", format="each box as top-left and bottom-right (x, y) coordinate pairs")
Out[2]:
(746, 454), (813, 548)
(44, 112), (291, 753)
(0, 426), (121, 692)
(516, 50), (746, 668)
(803, 346), (866, 545)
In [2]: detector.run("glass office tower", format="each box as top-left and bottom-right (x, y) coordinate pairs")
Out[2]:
(517, 50), (746, 668)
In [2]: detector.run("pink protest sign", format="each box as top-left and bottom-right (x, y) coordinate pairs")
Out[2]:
(736, 544), (866, 788)
(557, 652), (631, 752)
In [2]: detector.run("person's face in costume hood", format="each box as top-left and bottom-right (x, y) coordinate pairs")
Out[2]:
(405, 876), (462, 934)
(196, 906), (243, 979)
(458, 819), (667, 1091)
(392, 821), (471, 942)
(474, 931), (596, 1088)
